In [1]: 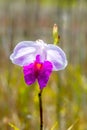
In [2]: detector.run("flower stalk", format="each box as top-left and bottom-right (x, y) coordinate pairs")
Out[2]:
(38, 90), (43, 130)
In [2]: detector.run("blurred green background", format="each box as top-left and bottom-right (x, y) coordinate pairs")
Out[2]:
(0, 0), (87, 130)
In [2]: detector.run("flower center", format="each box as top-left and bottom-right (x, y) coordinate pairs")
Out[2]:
(34, 62), (43, 77)
(36, 63), (42, 69)
(34, 62), (43, 70)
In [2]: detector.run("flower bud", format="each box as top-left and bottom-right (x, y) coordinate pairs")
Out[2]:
(53, 24), (60, 45)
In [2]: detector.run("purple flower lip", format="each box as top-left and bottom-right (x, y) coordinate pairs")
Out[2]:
(23, 55), (53, 90)
(10, 39), (68, 89)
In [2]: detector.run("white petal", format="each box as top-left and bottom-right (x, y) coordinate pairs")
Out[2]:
(35, 40), (47, 62)
(10, 40), (68, 71)
(10, 41), (39, 66)
(46, 44), (67, 71)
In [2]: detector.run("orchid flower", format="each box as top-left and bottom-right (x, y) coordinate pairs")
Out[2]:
(10, 40), (67, 90)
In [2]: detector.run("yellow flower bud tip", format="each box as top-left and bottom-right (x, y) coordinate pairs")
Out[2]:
(53, 24), (58, 33)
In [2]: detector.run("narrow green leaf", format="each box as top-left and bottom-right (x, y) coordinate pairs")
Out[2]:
(51, 121), (58, 130)
(67, 119), (79, 130)
(9, 123), (20, 130)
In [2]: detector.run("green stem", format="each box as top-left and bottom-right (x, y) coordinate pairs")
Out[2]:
(38, 90), (43, 130)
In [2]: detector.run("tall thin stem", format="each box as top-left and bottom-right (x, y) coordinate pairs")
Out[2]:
(38, 90), (43, 130)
